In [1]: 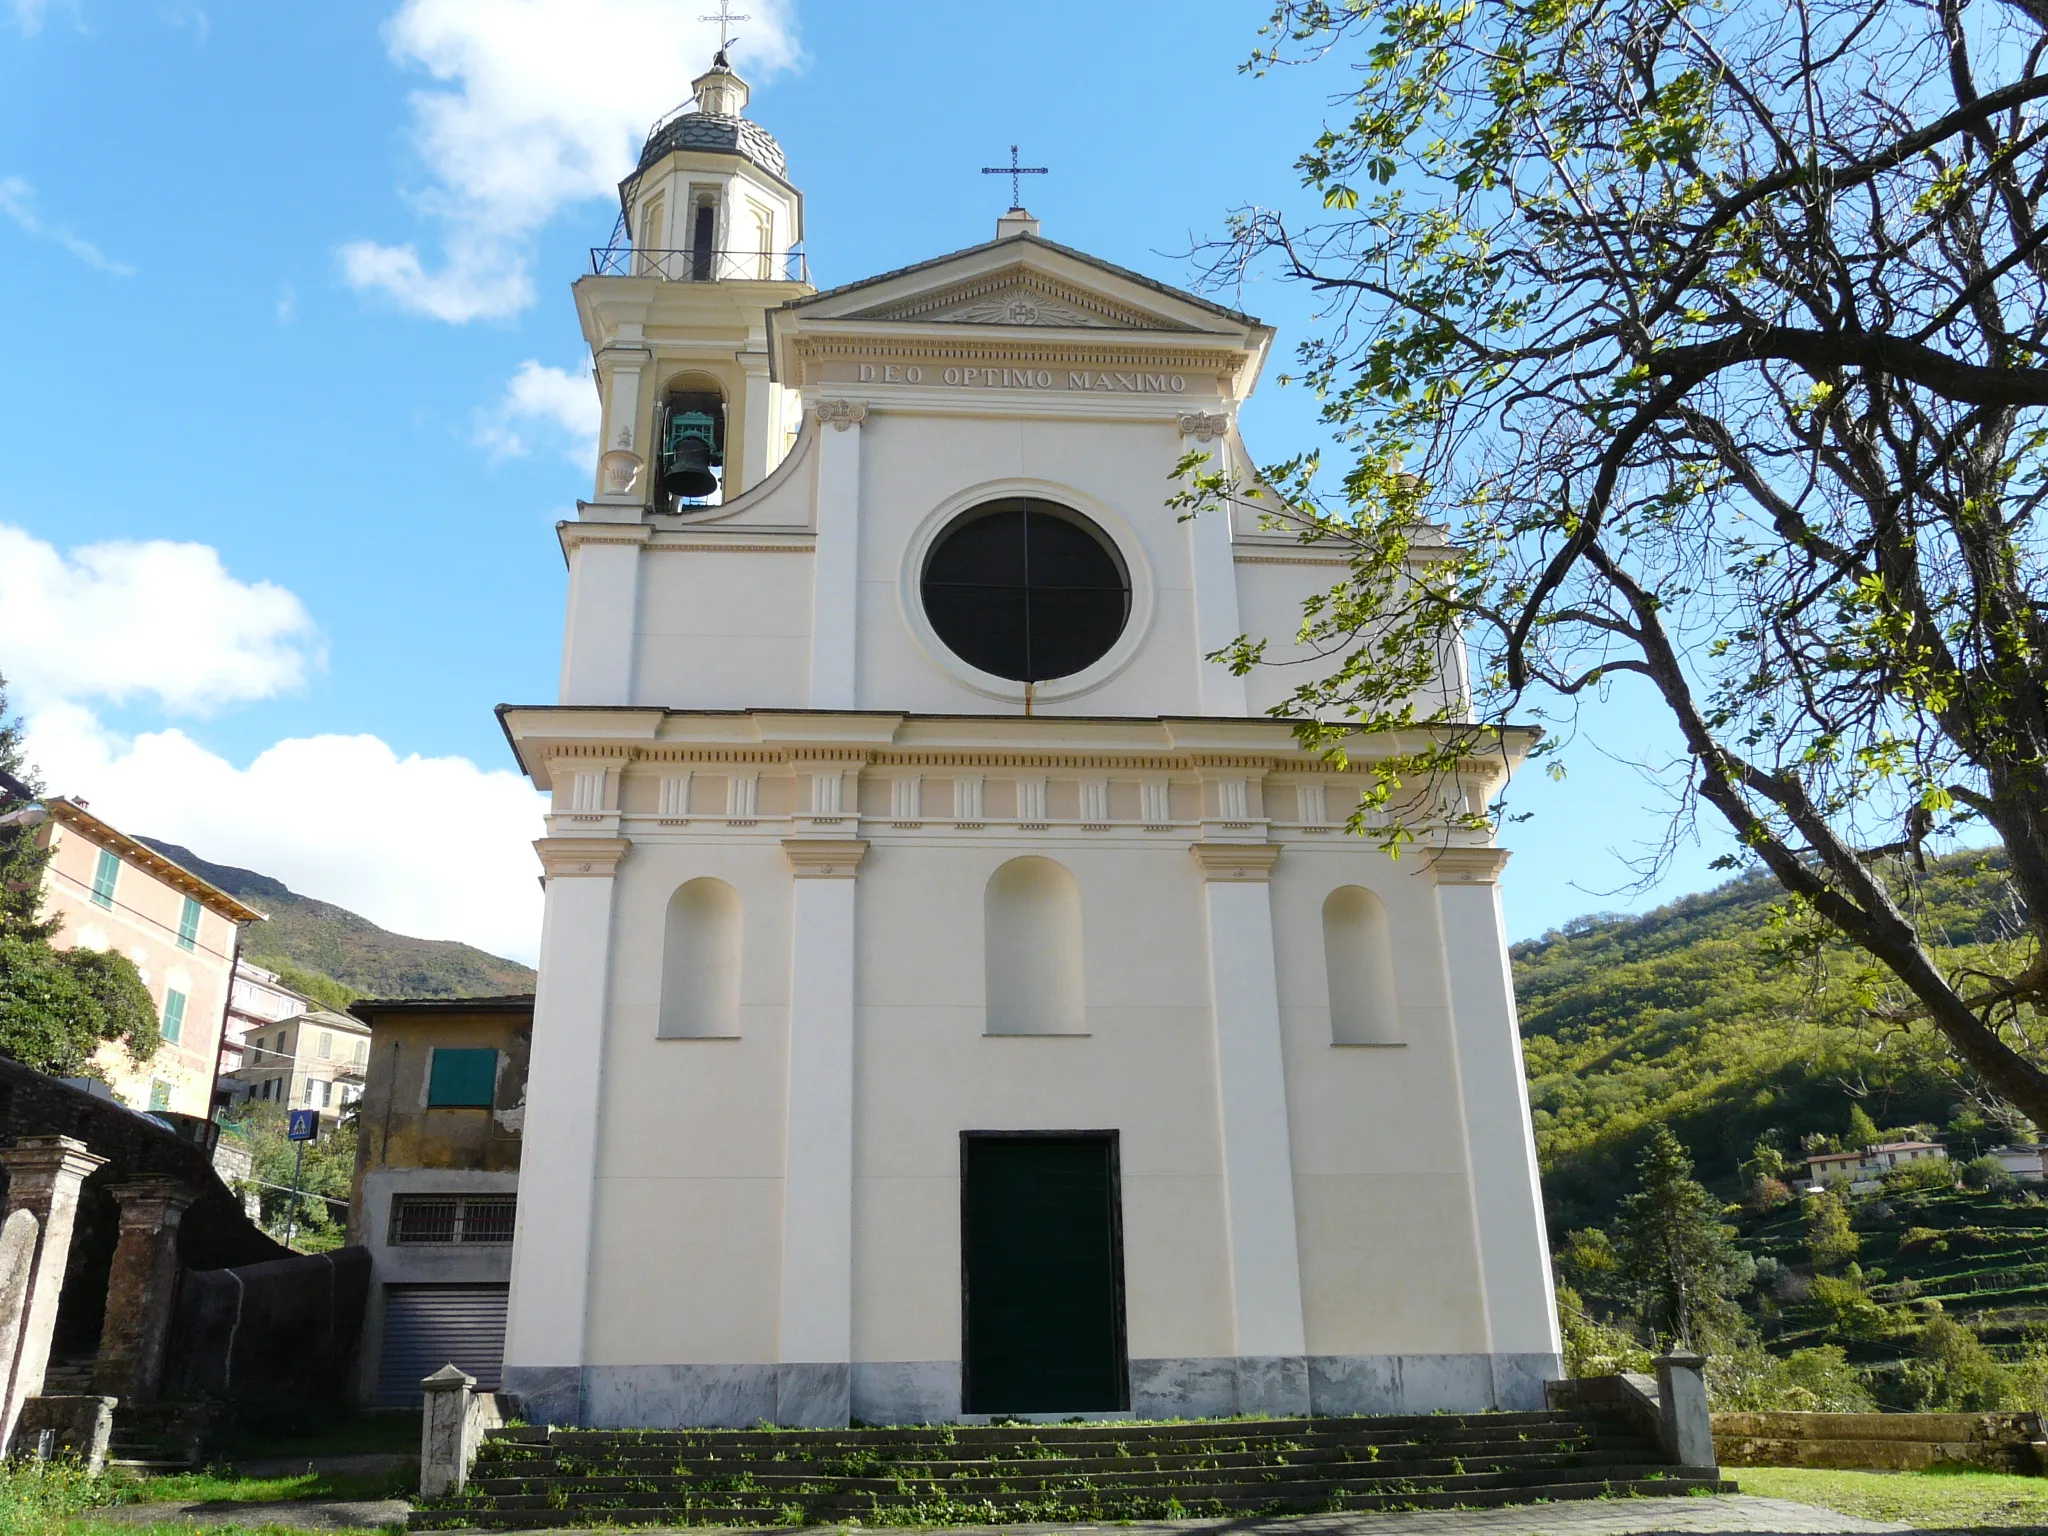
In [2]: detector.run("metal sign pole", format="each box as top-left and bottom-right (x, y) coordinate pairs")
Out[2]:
(284, 1137), (305, 1249)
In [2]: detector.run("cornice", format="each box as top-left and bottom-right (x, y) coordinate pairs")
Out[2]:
(1424, 845), (1512, 885)
(781, 838), (868, 878)
(559, 522), (656, 554)
(1189, 842), (1282, 882)
(535, 836), (631, 878)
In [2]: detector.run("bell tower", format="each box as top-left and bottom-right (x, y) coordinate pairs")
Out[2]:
(577, 50), (813, 507)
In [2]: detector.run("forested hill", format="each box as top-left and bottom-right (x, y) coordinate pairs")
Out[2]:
(141, 839), (534, 1004)
(1514, 851), (2019, 1231)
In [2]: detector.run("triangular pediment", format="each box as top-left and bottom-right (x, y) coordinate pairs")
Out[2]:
(778, 234), (1265, 340)
(844, 267), (1198, 331)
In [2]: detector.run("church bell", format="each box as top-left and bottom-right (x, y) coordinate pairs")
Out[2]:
(659, 406), (724, 501)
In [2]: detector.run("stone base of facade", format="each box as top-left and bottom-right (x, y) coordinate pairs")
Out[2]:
(504, 1353), (1562, 1428)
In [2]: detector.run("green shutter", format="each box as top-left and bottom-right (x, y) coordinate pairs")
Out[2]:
(90, 848), (120, 908)
(148, 1081), (171, 1112)
(161, 990), (187, 1045)
(428, 1048), (498, 1108)
(176, 896), (202, 951)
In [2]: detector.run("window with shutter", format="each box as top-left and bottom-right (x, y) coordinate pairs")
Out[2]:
(90, 849), (120, 909)
(161, 990), (187, 1046)
(428, 1048), (498, 1107)
(176, 896), (202, 951)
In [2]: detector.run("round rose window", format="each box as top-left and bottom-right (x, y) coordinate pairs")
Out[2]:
(920, 499), (1131, 682)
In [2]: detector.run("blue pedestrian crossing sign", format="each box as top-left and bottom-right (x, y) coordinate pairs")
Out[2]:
(287, 1109), (319, 1142)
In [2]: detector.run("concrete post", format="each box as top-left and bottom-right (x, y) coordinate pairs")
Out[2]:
(0, 1136), (107, 1451)
(92, 1180), (198, 1403)
(1654, 1352), (1716, 1467)
(420, 1363), (477, 1498)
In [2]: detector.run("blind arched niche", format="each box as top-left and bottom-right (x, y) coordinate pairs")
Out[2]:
(659, 877), (742, 1038)
(984, 856), (1087, 1035)
(1323, 885), (1401, 1045)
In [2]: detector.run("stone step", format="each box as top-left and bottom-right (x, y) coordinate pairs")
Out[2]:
(477, 1431), (1641, 1471)
(410, 1472), (1733, 1530)
(486, 1410), (1587, 1452)
(471, 1443), (1662, 1491)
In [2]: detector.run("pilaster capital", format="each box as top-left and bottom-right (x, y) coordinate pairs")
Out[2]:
(1425, 845), (1512, 885)
(0, 1135), (107, 1188)
(814, 399), (869, 432)
(107, 1180), (197, 1231)
(1178, 411), (1231, 444)
(534, 836), (631, 879)
(1189, 842), (1281, 882)
(781, 838), (868, 879)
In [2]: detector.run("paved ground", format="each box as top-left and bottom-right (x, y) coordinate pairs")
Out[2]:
(91, 1496), (412, 1530)
(86, 1494), (1914, 1534)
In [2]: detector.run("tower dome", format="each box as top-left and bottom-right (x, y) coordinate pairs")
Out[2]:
(635, 52), (787, 180)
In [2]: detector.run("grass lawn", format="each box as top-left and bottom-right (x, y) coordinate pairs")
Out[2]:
(1734, 1465), (2048, 1528)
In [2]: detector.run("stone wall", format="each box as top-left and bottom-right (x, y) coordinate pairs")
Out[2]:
(160, 1247), (369, 1404)
(0, 1057), (284, 1361)
(1714, 1410), (2047, 1472)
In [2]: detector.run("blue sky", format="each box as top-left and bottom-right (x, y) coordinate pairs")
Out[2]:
(0, 0), (1736, 963)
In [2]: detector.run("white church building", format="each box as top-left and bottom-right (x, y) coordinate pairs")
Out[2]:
(498, 52), (1561, 1429)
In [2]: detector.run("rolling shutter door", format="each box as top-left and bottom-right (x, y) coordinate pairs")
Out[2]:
(377, 1284), (508, 1405)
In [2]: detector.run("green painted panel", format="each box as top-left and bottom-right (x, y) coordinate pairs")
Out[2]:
(429, 1047), (498, 1107)
(963, 1136), (1124, 1413)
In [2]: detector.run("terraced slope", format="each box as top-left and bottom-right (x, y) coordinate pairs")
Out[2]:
(413, 1411), (1730, 1529)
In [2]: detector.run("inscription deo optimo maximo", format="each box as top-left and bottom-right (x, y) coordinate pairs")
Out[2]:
(852, 363), (1190, 393)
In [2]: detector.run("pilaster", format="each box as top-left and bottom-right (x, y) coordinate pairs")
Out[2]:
(776, 836), (867, 1426)
(92, 1180), (197, 1403)
(502, 835), (631, 1425)
(1425, 843), (1563, 1406)
(1179, 413), (1250, 718)
(0, 1137), (107, 1449)
(809, 401), (866, 709)
(559, 523), (652, 706)
(1189, 841), (1308, 1413)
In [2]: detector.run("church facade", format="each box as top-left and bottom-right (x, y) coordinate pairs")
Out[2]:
(498, 54), (1561, 1429)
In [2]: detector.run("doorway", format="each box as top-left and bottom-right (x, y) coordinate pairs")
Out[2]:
(960, 1132), (1127, 1413)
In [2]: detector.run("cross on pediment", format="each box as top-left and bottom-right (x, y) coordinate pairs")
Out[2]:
(981, 145), (1048, 209)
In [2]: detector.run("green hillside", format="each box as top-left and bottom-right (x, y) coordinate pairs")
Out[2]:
(141, 839), (534, 1002)
(1513, 852), (2019, 1230)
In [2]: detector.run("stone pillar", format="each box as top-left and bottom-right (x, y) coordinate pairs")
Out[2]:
(1428, 845), (1563, 1409)
(501, 835), (629, 1426)
(738, 346), (776, 494)
(1178, 412), (1251, 717)
(92, 1180), (197, 1403)
(809, 400), (865, 709)
(776, 836), (866, 1427)
(1654, 1352), (1716, 1467)
(0, 1136), (108, 1451)
(420, 1363), (477, 1498)
(558, 522), (650, 706)
(1191, 841), (1309, 1415)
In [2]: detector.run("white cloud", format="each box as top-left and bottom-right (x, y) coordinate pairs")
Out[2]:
(275, 282), (296, 325)
(475, 359), (599, 462)
(0, 525), (322, 716)
(0, 176), (135, 276)
(9, 0), (51, 35)
(28, 707), (546, 965)
(344, 0), (801, 323)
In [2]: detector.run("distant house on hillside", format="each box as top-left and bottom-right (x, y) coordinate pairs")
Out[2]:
(1988, 1144), (2047, 1183)
(36, 797), (265, 1118)
(221, 1006), (371, 1120)
(221, 959), (315, 1078)
(1805, 1138), (1949, 1188)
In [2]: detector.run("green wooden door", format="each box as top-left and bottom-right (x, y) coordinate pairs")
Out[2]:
(962, 1134), (1126, 1413)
